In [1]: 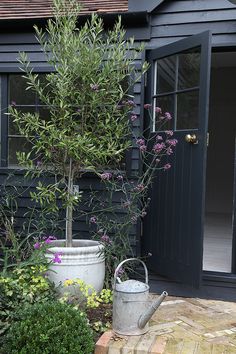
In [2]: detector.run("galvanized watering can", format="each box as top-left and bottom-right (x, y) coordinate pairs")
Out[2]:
(112, 258), (168, 335)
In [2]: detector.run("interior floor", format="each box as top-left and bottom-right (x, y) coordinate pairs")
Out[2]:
(203, 212), (232, 272)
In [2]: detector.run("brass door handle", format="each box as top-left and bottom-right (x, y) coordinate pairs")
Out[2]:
(185, 134), (198, 144)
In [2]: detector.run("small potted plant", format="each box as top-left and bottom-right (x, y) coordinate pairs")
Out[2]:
(9, 0), (148, 291)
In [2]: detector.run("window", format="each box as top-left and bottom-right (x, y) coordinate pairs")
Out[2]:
(1, 74), (49, 167)
(152, 47), (201, 132)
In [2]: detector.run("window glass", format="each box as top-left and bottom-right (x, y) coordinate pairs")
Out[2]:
(156, 56), (176, 94)
(9, 75), (35, 105)
(152, 47), (201, 132)
(8, 74), (48, 167)
(8, 107), (35, 135)
(154, 94), (174, 131)
(178, 49), (200, 90)
(176, 90), (199, 130)
(38, 106), (50, 122)
(8, 137), (33, 166)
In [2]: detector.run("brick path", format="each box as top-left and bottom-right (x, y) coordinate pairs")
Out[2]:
(95, 295), (236, 353)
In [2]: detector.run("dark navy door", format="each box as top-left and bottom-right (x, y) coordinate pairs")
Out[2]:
(143, 32), (212, 287)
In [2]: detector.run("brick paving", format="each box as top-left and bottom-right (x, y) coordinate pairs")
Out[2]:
(95, 295), (236, 353)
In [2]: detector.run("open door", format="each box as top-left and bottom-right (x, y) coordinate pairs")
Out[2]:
(143, 31), (212, 287)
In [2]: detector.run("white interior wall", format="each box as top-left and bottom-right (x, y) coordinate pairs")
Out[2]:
(205, 66), (236, 215)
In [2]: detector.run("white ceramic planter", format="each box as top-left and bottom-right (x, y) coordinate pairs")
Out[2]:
(45, 239), (105, 293)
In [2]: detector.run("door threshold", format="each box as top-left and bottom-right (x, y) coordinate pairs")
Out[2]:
(202, 270), (236, 287)
(148, 272), (236, 301)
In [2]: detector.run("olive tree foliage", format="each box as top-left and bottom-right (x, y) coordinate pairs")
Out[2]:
(9, 0), (148, 246)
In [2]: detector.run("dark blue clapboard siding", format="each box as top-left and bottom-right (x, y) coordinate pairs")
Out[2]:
(1, 170), (137, 249)
(150, 0), (236, 47)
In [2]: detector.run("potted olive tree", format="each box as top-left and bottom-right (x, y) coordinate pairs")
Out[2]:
(9, 0), (148, 291)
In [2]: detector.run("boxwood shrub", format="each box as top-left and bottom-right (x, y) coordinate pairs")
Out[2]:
(1, 301), (94, 354)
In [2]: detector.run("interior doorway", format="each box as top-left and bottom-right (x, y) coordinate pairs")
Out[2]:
(203, 51), (236, 273)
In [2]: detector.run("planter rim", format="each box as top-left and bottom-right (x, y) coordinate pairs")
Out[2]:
(46, 239), (104, 254)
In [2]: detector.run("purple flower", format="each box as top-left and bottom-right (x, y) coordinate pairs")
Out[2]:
(165, 112), (172, 120)
(90, 216), (97, 224)
(140, 145), (147, 152)
(155, 107), (162, 114)
(116, 175), (123, 181)
(34, 242), (41, 250)
(44, 235), (57, 244)
(117, 267), (125, 276)
(36, 160), (42, 167)
(166, 138), (178, 146)
(44, 238), (52, 244)
(153, 142), (165, 153)
(130, 114), (138, 122)
(165, 130), (174, 136)
(124, 200), (131, 208)
(122, 100), (136, 107)
(166, 147), (173, 155)
(128, 100), (136, 107)
(136, 138), (145, 146)
(90, 83), (99, 91)
(135, 184), (145, 192)
(141, 211), (147, 217)
(156, 158), (160, 163)
(52, 252), (63, 263)
(100, 172), (112, 180)
(164, 163), (171, 171)
(156, 135), (163, 141)
(144, 103), (152, 109)
(11, 101), (16, 106)
(101, 234), (112, 244)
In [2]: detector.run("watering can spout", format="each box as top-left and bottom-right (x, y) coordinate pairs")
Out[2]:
(138, 291), (168, 329)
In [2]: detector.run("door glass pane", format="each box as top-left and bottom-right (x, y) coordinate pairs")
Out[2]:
(155, 95), (174, 131)
(156, 56), (176, 94)
(176, 90), (199, 130)
(178, 49), (201, 90)
(9, 75), (36, 105)
(8, 137), (33, 166)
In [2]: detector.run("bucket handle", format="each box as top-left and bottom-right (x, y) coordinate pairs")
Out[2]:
(113, 258), (148, 288)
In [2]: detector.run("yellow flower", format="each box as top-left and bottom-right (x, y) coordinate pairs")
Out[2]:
(64, 279), (74, 287)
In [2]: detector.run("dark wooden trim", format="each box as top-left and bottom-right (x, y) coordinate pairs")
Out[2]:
(129, 0), (165, 13)
(1, 75), (8, 167)
(0, 67), (53, 73)
(232, 138), (236, 273)
(0, 12), (149, 33)
(147, 31), (211, 61)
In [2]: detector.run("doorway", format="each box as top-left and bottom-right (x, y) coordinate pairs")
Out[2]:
(203, 52), (236, 273)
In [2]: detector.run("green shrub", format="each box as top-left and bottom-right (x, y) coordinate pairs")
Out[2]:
(0, 264), (55, 337)
(1, 301), (94, 354)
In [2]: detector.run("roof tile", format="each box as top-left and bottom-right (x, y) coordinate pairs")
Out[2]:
(0, 1), (128, 20)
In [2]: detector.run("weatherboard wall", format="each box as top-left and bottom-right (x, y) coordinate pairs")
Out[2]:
(0, 29), (143, 250)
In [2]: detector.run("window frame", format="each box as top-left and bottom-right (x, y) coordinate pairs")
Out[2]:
(0, 69), (52, 168)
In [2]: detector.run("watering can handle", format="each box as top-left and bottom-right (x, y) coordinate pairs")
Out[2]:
(113, 258), (148, 288)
